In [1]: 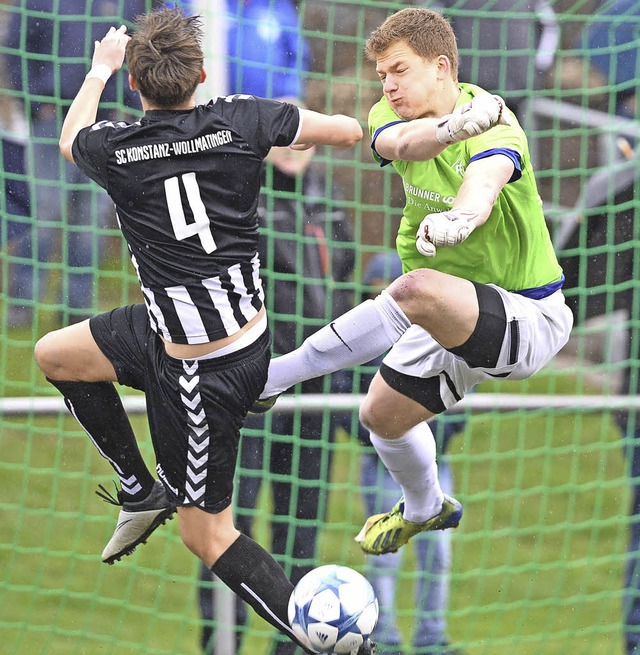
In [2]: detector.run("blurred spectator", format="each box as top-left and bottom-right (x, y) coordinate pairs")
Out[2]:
(3, 0), (144, 327)
(1, 4), (31, 318)
(197, 6), (326, 654)
(198, 137), (355, 655)
(581, 0), (639, 120)
(435, 0), (559, 124)
(226, 0), (310, 101)
(561, 4), (640, 654)
(331, 252), (466, 655)
(1, 123), (31, 319)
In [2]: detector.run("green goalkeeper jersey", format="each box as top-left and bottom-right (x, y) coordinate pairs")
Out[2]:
(368, 83), (563, 293)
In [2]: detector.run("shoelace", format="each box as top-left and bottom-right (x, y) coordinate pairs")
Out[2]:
(95, 481), (123, 506)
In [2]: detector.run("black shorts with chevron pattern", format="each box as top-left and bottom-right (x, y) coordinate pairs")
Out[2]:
(90, 303), (271, 514)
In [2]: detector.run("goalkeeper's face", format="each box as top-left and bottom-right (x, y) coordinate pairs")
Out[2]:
(375, 41), (447, 121)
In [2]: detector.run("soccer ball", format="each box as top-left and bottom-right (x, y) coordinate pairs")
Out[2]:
(288, 564), (379, 654)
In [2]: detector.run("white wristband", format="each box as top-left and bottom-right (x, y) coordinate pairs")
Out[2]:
(85, 64), (112, 84)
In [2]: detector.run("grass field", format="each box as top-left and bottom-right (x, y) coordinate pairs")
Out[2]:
(0, 319), (630, 654)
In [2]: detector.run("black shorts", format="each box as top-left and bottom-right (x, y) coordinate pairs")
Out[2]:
(90, 304), (271, 513)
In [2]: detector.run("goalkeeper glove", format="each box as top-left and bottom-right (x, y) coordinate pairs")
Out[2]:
(416, 208), (478, 257)
(435, 94), (510, 145)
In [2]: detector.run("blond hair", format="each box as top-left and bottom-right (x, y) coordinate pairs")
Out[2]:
(365, 8), (458, 81)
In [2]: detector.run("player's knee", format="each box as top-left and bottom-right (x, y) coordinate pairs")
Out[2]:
(386, 268), (440, 319)
(359, 394), (387, 435)
(358, 404), (374, 432)
(179, 523), (217, 564)
(34, 331), (63, 378)
(178, 510), (240, 567)
(179, 525), (204, 559)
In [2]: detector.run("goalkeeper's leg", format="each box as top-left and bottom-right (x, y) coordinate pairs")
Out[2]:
(257, 269), (479, 405)
(355, 415), (462, 555)
(355, 280), (542, 554)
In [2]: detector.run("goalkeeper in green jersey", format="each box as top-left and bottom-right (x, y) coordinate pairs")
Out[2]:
(252, 7), (573, 555)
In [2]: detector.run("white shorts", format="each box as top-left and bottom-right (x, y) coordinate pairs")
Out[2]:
(381, 286), (574, 412)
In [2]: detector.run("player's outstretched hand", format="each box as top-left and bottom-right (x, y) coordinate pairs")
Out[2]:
(435, 94), (510, 145)
(92, 25), (129, 74)
(416, 208), (478, 256)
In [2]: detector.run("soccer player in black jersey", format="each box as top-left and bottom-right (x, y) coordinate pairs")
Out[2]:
(33, 7), (365, 653)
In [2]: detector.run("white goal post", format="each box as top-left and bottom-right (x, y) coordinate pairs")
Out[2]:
(3, 393), (640, 416)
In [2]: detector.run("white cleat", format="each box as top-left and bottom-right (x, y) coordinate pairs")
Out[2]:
(97, 480), (176, 565)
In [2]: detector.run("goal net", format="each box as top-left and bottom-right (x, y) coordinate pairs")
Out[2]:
(1, 1), (638, 654)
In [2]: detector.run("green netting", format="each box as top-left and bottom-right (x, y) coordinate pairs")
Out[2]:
(1, 1), (639, 654)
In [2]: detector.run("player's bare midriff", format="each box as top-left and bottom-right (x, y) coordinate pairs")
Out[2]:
(161, 305), (267, 359)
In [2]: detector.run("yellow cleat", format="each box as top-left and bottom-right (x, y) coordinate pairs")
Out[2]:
(355, 495), (463, 555)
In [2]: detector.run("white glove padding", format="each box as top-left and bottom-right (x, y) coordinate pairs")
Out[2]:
(416, 208), (478, 255)
(415, 234), (437, 257)
(435, 94), (510, 145)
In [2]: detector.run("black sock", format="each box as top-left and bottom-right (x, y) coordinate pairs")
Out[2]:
(211, 534), (313, 654)
(48, 379), (155, 500)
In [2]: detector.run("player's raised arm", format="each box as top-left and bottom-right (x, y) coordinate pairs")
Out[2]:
(59, 25), (129, 162)
(293, 108), (363, 149)
(374, 94), (509, 163)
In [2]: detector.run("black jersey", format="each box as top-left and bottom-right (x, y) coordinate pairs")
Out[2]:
(72, 94), (301, 344)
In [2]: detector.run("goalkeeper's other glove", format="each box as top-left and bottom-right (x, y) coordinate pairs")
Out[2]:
(416, 208), (478, 257)
(435, 94), (510, 145)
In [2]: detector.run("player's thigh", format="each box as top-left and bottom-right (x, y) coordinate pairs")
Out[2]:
(376, 286), (573, 415)
(389, 269), (480, 349)
(88, 305), (151, 390)
(34, 319), (117, 382)
(147, 331), (271, 514)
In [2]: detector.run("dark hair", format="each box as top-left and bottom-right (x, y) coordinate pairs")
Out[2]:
(365, 8), (458, 81)
(126, 7), (204, 108)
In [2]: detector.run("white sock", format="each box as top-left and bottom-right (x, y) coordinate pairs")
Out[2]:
(261, 290), (411, 398)
(369, 424), (444, 523)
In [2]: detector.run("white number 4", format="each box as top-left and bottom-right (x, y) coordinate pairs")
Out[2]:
(164, 172), (217, 253)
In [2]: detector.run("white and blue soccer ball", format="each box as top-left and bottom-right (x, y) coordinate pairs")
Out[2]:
(288, 564), (379, 654)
